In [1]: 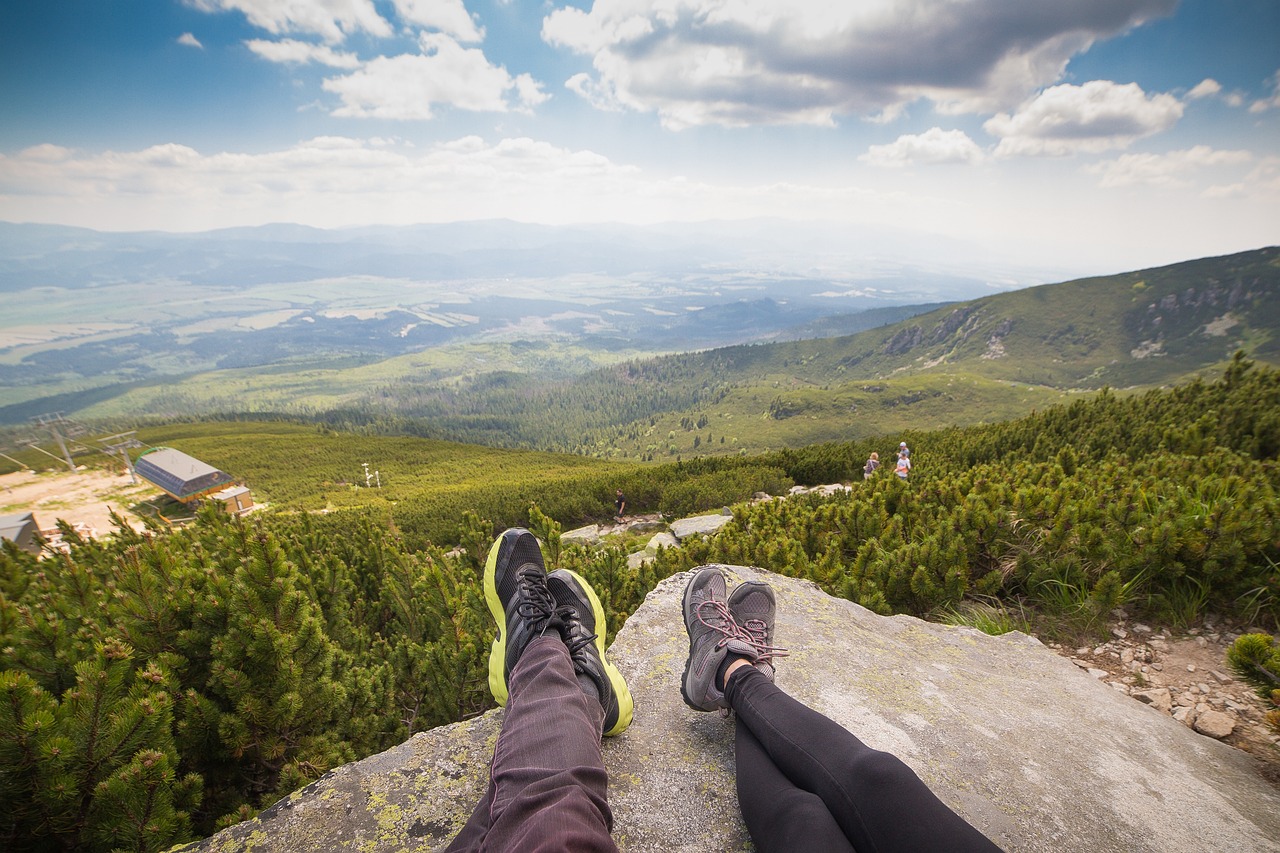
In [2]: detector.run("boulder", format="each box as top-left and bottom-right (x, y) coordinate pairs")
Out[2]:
(1131, 688), (1174, 714)
(561, 524), (602, 545)
(179, 566), (1280, 853)
(669, 513), (734, 540)
(645, 532), (679, 553)
(1193, 710), (1237, 740)
(626, 551), (652, 570)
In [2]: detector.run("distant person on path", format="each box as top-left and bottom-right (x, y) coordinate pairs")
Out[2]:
(680, 567), (1001, 853)
(898, 440), (910, 458)
(895, 452), (911, 480)
(614, 489), (626, 522)
(445, 528), (633, 852)
(863, 452), (880, 479)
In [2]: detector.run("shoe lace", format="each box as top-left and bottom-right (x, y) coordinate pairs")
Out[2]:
(737, 617), (788, 666)
(516, 565), (555, 625)
(556, 605), (597, 658)
(695, 599), (788, 664)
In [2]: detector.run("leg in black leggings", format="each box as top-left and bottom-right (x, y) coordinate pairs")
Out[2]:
(725, 666), (1001, 853)
(734, 720), (854, 853)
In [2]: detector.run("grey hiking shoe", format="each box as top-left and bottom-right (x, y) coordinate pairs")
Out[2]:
(727, 580), (787, 682)
(547, 569), (634, 737)
(484, 528), (558, 706)
(681, 567), (759, 711)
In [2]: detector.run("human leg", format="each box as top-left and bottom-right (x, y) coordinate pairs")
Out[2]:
(727, 667), (998, 852)
(446, 529), (620, 853)
(680, 567), (999, 853)
(733, 718), (854, 853)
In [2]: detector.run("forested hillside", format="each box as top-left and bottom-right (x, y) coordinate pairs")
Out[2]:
(2, 357), (1278, 852)
(313, 247), (1280, 457)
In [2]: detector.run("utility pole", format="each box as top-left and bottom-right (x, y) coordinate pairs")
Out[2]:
(95, 431), (142, 484)
(30, 413), (83, 472)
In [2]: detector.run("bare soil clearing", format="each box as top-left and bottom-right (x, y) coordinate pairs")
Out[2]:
(1, 466), (159, 536)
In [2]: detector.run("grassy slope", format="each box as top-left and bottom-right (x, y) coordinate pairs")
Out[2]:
(136, 422), (632, 510)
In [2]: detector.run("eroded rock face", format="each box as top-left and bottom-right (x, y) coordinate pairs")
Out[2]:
(179, 567), (1280, 853)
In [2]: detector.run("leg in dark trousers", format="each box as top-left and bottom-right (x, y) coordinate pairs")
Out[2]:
(446, 636), (617, 853)
(725, 666), (1001, 853)
(734, 720), (854, 853)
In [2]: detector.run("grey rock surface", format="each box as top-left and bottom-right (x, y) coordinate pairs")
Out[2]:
(669, 513), (733, 540)
(180, 566), (1280, 853)
(561, 524), (602, 545)
(645, 531), (679, 553)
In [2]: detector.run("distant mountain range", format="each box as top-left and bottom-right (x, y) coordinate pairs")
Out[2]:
(0, 219), (1048, 423)
(305, 246), (1278, 457)
(0, 220), (1275, 451)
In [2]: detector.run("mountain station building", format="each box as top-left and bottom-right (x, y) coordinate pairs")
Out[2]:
(134, 447), (252, 513)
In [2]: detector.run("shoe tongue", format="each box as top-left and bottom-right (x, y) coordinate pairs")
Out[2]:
(723, 638), (758, 660)
(576, 672), (601, 703)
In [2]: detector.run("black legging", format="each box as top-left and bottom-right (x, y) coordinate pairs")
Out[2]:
(725, 666), (1003, 853)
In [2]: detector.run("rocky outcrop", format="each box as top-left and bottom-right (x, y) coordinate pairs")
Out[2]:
(668, 512), (733, 540)
(181, 567), (1280, 853)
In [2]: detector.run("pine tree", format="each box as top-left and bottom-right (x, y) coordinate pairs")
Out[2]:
(204, 526), (352, 816)
(0, 639), (201, 852)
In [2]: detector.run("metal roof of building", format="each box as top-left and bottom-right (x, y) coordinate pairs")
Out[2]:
(135, 447), (234, 500)
(0, 511), (40, 552)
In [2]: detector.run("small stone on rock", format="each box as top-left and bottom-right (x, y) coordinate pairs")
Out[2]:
(1192, 710), (1236, 740)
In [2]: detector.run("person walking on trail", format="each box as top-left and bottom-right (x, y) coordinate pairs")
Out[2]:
(680, 567), (1001, 853)
(895, 451), (911, 480)
(614, 489), (626, 522)
(898, 440), (910, 458)
(445, 528), (633, 852)
(863, 451), (880, 479)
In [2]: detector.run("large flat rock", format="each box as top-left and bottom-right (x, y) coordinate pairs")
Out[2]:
(181, 566), (1280, 853)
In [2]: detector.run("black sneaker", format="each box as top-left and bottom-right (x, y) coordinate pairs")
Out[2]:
(547, 569), (634, 737)
(727, 580), (787, 682)
(484, 528), (557, 706)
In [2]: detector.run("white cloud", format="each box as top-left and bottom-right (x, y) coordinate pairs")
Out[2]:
(985, 81), (1183, 157)
(541, 0), (1177, 128)
(184, 0), (391, 43)
(178, 32), (204, 49)
(246, 38), (361, 69)
(322, 34), (548, 119)
(1249, 70), (1280, 113)
(390, 0), (483, 42)
(860, 128), (985, 168)
(1186, 79), (1221, 100)
(0, 137), (953, 232)
(1085, 146), (1252, 188)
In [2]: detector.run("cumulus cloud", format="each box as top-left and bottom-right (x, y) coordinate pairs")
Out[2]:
(246, 38), (361, 68)
(540, 0), (1176, 128)
(391, 0), (483, 42)
(1250, 70), (1280, 113)
(1085, 145), (1253, 188)
(178, 32), (204, 49)
(860, 128), (985, 168)
(323, 34), (548, 119)
(184, 0), (391, 43)
(985, 81), (1183, 157)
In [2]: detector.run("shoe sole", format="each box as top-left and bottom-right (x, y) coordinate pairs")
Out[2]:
(553, 568), (634, 736)
(483, 529), (524, 707)
(680, 566), (723, 711)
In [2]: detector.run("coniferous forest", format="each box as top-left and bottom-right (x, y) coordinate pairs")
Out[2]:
(2, 356), (1279, 852)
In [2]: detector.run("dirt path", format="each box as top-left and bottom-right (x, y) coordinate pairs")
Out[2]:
(0, 467), (159, 537)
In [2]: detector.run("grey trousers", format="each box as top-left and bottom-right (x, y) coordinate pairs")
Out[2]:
(445, 635), (617, 853)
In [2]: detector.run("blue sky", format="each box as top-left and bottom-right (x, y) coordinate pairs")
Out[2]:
(1, 0), (1277, 274)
